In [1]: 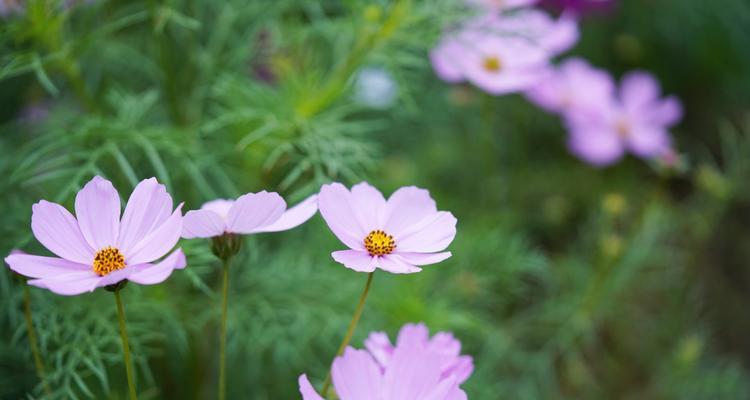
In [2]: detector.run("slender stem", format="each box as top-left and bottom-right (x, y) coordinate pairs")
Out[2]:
(321, 272), (375, 397)
(218, 257), (231, 400)
(114, 289), (137, 400)
(23, 286), (51, 397)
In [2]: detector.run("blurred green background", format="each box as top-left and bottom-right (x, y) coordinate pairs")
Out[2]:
(2, 0), (750, 399)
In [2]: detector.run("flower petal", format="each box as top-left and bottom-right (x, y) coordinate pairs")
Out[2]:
(75, 176), (121, 250)
(118, 178), (173, 254)
(364, 331), (394, 367)
(396, 252), (452, 266)
(298, 375), (325, 400)
(377, 254), (422, 274)
(252, 194), (318, 233)
(383, 186), (437, 237)
(125, 248), (186, 285)
(201, 199), (235, 220)
(31, 200), (95, 264)
(351, 183), (387, 229)
(126, 204), (183, 265)
(332, 250), (377, 273)
(318, 183), (368, 250)
(382, 345), (445, 400)
(395, 212), (457, 253)
(5, 253), (90, 279)
(396, 323), (430, 348)
(226, 191), (286, 234)
(28, 271), (101, 296)
(182, 209), (226, 239)
(332, 347), (383, 400)
(621, 71), (660, 112)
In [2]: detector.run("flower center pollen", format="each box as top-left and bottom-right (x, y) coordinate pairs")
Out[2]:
(483, 56), (502, 73)
(93, 247), (126, 276)
(364, 230), (396, 256)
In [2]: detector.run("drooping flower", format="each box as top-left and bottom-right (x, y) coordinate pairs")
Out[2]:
(5, 176), (186, 295)
(181, 192), (318, 239)
(299, 323), (472, 400)
(318, 182), (456, 274)
(430, 11), (578, 95)
(525, 57), (615, 114)
(564, 71), (682, 166)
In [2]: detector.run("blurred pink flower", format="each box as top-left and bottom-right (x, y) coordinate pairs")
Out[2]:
(466, 0), (539, 12)
(526, 57), (614, 114)
(565, 71), (682, 166)
(542, 0), (616, 15)
(181, 193), (317, 238)
(299, 323), (472, 400)
(431, 11), (578, 95)
(5, 176), (185, 295)
(318, 183), (456, 274)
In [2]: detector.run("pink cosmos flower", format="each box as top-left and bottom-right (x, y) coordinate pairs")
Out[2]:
(298, 323), (472, 400)
(430, 11), (577, 95)
(525, 57), (615, 114)
(565, 71), (683, 166)
(5, 176), (186, 296)
(318, 183), (456, 274)
(466, 0), (539, 12)
(181, 192), (318, 239)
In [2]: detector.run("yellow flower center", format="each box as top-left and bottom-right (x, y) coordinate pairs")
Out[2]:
(364, 230), (396, 256)
(483, 56), (502, 73)
(93, 247), (126, 276)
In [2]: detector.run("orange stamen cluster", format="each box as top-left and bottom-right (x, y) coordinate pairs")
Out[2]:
(483, 56), (502, 73)
(364, 230), (396, 256)
(93, 247), (126, 276)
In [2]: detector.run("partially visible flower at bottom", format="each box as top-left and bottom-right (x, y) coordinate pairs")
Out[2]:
(299, 323), (472, 400)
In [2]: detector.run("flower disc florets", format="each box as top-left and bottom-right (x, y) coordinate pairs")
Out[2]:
(364, 230), (395, 256)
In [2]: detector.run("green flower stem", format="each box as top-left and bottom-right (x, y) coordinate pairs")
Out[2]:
(23, 285), (51, 397)
(114, 289), (137, 400)
(218, 257), (232, 400)
(321, 272), (375, 398)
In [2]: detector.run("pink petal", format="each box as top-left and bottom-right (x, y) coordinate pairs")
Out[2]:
(396, 252), (452, 266)
(126, 204), (183, 265)
(383, 186), (437, 238)
(252, 194), (318, 233)
(382, 345), (445, 400)
(332, 347), (383, 400)
(395, 212), (457, 253)
(332, 250), (377, 273)
(298, 375), (324, 400)
(566, 124), (624, 166)
(396, 323), (430, 348)
(364, 331), (394, 367)
(621, 71), (660, 112)
(201, 199), (234, 220)
(182, 209), (226, 238)
(127, 248), (186, 285)
(226, 191), (286, 234)
(318, 183), (368, 250)
(377, 254), (422, 274)
(626, 126), (671, 158)
(118, 178), (174, 255)
(75, 176), (121, 251)
(430, 39), (465, 83)
(350, 183), (387, 229)
(650, 96), (683, 127)
(28, 271), (101, 296)
(5, 253), (89, 279)
(31, 200), (95, 264)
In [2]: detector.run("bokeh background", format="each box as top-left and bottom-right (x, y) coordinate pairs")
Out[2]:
(2, 0), (750, 399)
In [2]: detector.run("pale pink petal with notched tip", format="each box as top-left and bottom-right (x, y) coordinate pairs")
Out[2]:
(31, 200), (95, 264)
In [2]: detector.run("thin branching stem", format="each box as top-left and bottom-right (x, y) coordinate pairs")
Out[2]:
(23, 285), (51, 397)
(114, 289), (138, 400)
(320, 272), (375, 398)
